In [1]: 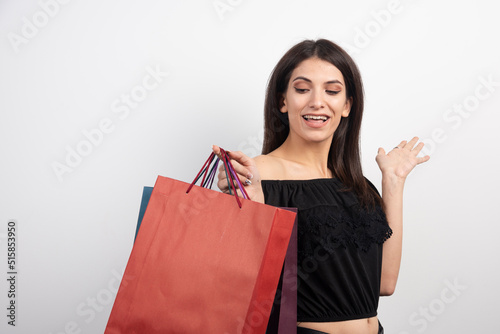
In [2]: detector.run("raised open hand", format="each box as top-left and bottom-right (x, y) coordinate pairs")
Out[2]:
(376, 137), (430, 181)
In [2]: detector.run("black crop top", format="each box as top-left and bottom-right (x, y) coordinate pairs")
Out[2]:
(262, 178), (392, 322)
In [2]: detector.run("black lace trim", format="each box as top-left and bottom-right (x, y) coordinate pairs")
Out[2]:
(298, 204), (393, 262)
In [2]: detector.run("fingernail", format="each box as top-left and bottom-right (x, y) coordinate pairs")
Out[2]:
(247, 173), (253, 179)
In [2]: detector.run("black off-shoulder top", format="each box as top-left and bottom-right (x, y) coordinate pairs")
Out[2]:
(262, 178), (392, 322)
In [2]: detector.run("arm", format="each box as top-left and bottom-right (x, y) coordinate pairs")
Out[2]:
(379, 175), (404, 296)
(376, 137), (430, 296)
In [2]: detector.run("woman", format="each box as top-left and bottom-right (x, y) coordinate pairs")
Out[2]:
(214, 39), (429, 334)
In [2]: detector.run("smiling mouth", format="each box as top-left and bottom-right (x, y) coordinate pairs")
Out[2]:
(303, 115), (329, 122)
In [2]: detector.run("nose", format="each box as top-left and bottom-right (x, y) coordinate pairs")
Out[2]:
(309, 90), (325, 109)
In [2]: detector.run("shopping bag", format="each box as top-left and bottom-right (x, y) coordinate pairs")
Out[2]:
(133, 189), (298, 332)
(278, 209), (297, 333)
(264, 208), (297, 334)
(105, 149), (297, 334)
(134, 186), (153, 241)
(134, 195), (298, 333)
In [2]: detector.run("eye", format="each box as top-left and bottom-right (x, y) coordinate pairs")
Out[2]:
(294, 87), (308, 93)
(326, 90), (340, 95)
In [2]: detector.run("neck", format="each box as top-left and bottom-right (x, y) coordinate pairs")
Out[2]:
(273, 134), (333, 178)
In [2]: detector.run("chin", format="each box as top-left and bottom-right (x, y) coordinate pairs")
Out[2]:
(303, 134), (335, 144)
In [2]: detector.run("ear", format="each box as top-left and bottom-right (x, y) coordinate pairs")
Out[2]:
(341, 97), (352, 117)
(279, 94), (287, 113)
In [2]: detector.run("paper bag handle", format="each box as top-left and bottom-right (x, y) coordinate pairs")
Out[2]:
(186, 148), (249, 208)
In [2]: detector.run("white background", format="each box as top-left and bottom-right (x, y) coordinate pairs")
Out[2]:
(1, 0), (499, 333)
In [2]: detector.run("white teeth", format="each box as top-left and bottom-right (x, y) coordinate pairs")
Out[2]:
(303, 115), (328, 121)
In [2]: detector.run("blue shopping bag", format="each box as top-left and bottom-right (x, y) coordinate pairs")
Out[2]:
(134, 186), (153, 241)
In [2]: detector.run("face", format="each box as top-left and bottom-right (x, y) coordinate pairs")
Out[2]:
(280, 57), (351, 145)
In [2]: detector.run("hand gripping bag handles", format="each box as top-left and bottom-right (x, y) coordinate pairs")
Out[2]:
(105, 149), (296, 334)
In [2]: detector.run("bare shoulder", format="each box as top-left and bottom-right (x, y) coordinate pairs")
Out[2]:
(253, 155), (285, 180)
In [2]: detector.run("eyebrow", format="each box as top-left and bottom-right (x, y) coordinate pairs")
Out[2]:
(292, 76), (344, 86)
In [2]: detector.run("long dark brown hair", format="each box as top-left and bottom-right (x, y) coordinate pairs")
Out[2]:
(262, 39), (381, 208)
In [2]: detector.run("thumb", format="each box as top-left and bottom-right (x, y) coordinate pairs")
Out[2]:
(377, 147), (386, 156)
(212, 144), (221, 157)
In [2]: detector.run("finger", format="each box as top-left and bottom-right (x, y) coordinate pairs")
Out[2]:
(219, 176), (248, 197)
(411, 142), (426, 155)
(227, 151), (256, 170)
(377, 147), (386, 156)
(218, 176), (245, 191)
(224, 151), (255, 179)
(232, 183), (250, 198)
(405, 137), (419, 150)
(217, 176), (229, 192)
(212, 144), (221, 157)
(217, 167), (241, 189)
(216, 158), (250, 190)
(234, 188), (247, 199)
(228, 172), (248, 188)
(217, 164), (226, 180)
(217, 167), (228, 189)
(218, 159), (244, 181)
(227, 158), (253, 180)
(417, 155), (430, 164)
(396, 140), (407, 149)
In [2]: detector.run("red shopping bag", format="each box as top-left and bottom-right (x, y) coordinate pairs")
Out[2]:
(105, 150), (296, 334)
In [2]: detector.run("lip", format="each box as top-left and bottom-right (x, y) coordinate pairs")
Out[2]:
(302, 114), (331, 128)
